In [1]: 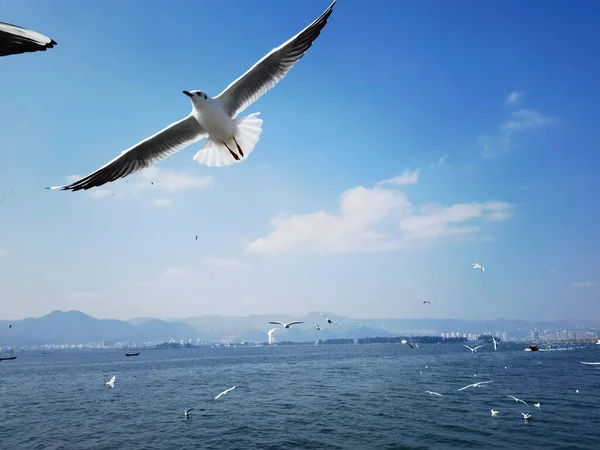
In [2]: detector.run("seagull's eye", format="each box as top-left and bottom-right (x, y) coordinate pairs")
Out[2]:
(204, 94), (207, 100)
(197, 92), (202, 97)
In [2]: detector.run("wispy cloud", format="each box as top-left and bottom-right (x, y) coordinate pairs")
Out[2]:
(66, 292), (103, 300)
(481, 94), (556, 158)
(152, 198), (173, 208)
(430, 155), (448, 167)
(245, 175), (513, 255)
(571, 281), (596, 288)
(506, 91), (523, 105)
(64, 167), (214, 199)
(202, 257), (250, 270)
(377, 169), (420, 186)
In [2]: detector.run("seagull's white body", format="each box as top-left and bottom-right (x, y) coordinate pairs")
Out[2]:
(0, 22), (57, 57)
(267, 328), (277, 345)
(492, 337), (498, 351)
(506, 395), (528, 406)
(491, 410), (499, 416)
(50, 0), (337, 191)
(522, 412), (532, 422)
(215, 385), (236, 400)
(458, 380), (493, 391)
(184, 408), (194, 418)
(401, 339), (414, 349)
(425, 391), (442, 396)
(106, 375), (116, 388)
(534, 403), (540, 409)
(472, 263), (485, 273)
(463, 344), (484, 354)
(269, 320), (304, 329)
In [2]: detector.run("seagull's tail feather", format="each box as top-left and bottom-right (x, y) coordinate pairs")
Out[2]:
(193, 113), (263, 167)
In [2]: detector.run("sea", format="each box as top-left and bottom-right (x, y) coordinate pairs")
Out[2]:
(1, 343), (599, 449)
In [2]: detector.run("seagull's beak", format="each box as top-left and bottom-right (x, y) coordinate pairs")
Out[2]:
(183, 90), (193, 98)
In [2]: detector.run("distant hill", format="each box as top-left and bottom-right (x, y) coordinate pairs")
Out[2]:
(0, 310), (596, 346)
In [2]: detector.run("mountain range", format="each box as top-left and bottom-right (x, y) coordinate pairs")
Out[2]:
(0, 310), (596, 346)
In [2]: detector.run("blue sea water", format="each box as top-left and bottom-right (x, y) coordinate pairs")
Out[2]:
(1, 343), (599, 449)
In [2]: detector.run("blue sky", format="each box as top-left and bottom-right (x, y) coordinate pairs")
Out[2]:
(1, 0), (599, 321)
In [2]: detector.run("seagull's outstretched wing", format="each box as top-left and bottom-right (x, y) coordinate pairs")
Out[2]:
(406, 342), (414, 349)
(217, 0), (337, 118)
(48, 115), (206, 191)
(473, 345), (484, 351)
(463, 344), (473, 351)
(287, 321), (304, 327)
(425, 391), (442, 396)
(458, 383), (475, 391)
(269, 321), (285, 326)
(0, 22), (57, 57)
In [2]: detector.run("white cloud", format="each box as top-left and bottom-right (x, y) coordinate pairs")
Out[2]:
(430, 155), (448, 167)
(66, 292), (103, 300)
(153, 198), (173, 207)
(245, 176), (513, 255)
(501, 109), (556, 131)
(506, 91), (523, 105)
(202, 257), (250, 270)
(378, 169), (420, 186)
(571, 281), (596, 288)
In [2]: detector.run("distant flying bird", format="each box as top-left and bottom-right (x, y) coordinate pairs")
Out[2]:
(195, 235), (198, 241)
(463, 344), (484, 354)
(0, 22), (57, 57)
(425, 391), (442, 396)
(48, 0), (337, 191)
(491, 410), (499, 416)
(268, 320), (304, 329)
(8, 324), (12, 328)
(534, 403), (540, 410)
(492, 337), (498, 351)
(106, 375), (116, 388)
(522, 412), (532, 422)
(506, 395), (528, 406)
(401, 339), (414, 349)
(215, 386), (236, 400)
(472, 263), (485, 273)
(457, 381), (493, 391)
(184, 408), (194, 418)
(423, 301), (431, 305)
(315, 321), (322, 330)
(580, 361), (600, 365)
(319, 313), (341, 328)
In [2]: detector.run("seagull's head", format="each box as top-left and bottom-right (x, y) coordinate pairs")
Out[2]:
(183, 90), (210, 107)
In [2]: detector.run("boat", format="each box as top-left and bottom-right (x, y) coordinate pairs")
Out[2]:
(525, 345), (539, 352)
(596, 339), (600, 345)
(125, 352), (140, 357)
(0, 349), (17, 361)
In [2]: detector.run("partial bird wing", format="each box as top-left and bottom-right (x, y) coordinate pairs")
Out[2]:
(268, 321), (285, 326)
(580, 361), (600, 365)
(0, 22), (57, 57)
(216, 0), (336, 118)
(287, 321), (304, 327)
(477, 381), (493, 386)
(458, 384), (475, 391)
(406, 342), (414, 349)
(225, 386), (236, 394)
(48, 115), (206, 191)
(480, 266), (485, 272)
(473, 345), (484, 351)
(425, 391), (442, 396)
(463, 345), (473, 351)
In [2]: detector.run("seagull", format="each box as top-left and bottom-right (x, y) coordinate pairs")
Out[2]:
(315, 321), (322, 330)
(319, 313), (341, 328)
(534, 403), (540, 409)
(268, 320), (304, 329)
(492, 337), (498, 351)
(48, 0), (337, 191)
(472, 263), (485, 273)
(214, 386), (236, 400)
(423, 301), (431, 305)
(580, 361), (600, 365)
(506, 395), (528, 406)
(425, 391), (442, 396)
(457, 381), (493, 391)
(401, 339), (414, 349)
(0, 22), (57, 57)
(8, 324), (12, 328)
(463, 344), (484, 354)
(184, 408), (194, 418)
(106, 375), (116, 388)
(491, 410), (499, 416)
(522, 412), (532, 422)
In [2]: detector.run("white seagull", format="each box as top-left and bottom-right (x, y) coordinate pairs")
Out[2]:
(315, 321), (322, 330)
(463, 344), (484, 354)
(401, 339), (414, 349)
(319, 313), (342, 328)
(534, 403), (540, 409)
(106, 375), (116, 388)
(215, 386), (236, 400)
(425, 391), (443, 396)
(491, 410), (499, 416)
(580, 361), (600, 365)
(457, 381), (493, 391)
(49, 0), (337, 191)
(184, 408), (194, 418)
(522, 412), (532, 422)
(268, 320), (304, 329)
(472, 263), (485, 273)
(492, 337), (498, 351)
(506, 395), (528, 406)
(0, 22), (57, 57)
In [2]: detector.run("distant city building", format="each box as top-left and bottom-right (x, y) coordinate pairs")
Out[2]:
(502, 332), (508, 342)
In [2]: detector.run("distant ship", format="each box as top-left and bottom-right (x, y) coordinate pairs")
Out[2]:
(524, 345), (539, 352)
(125, 352), (140, 357)
(0, 349), (17, 361)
